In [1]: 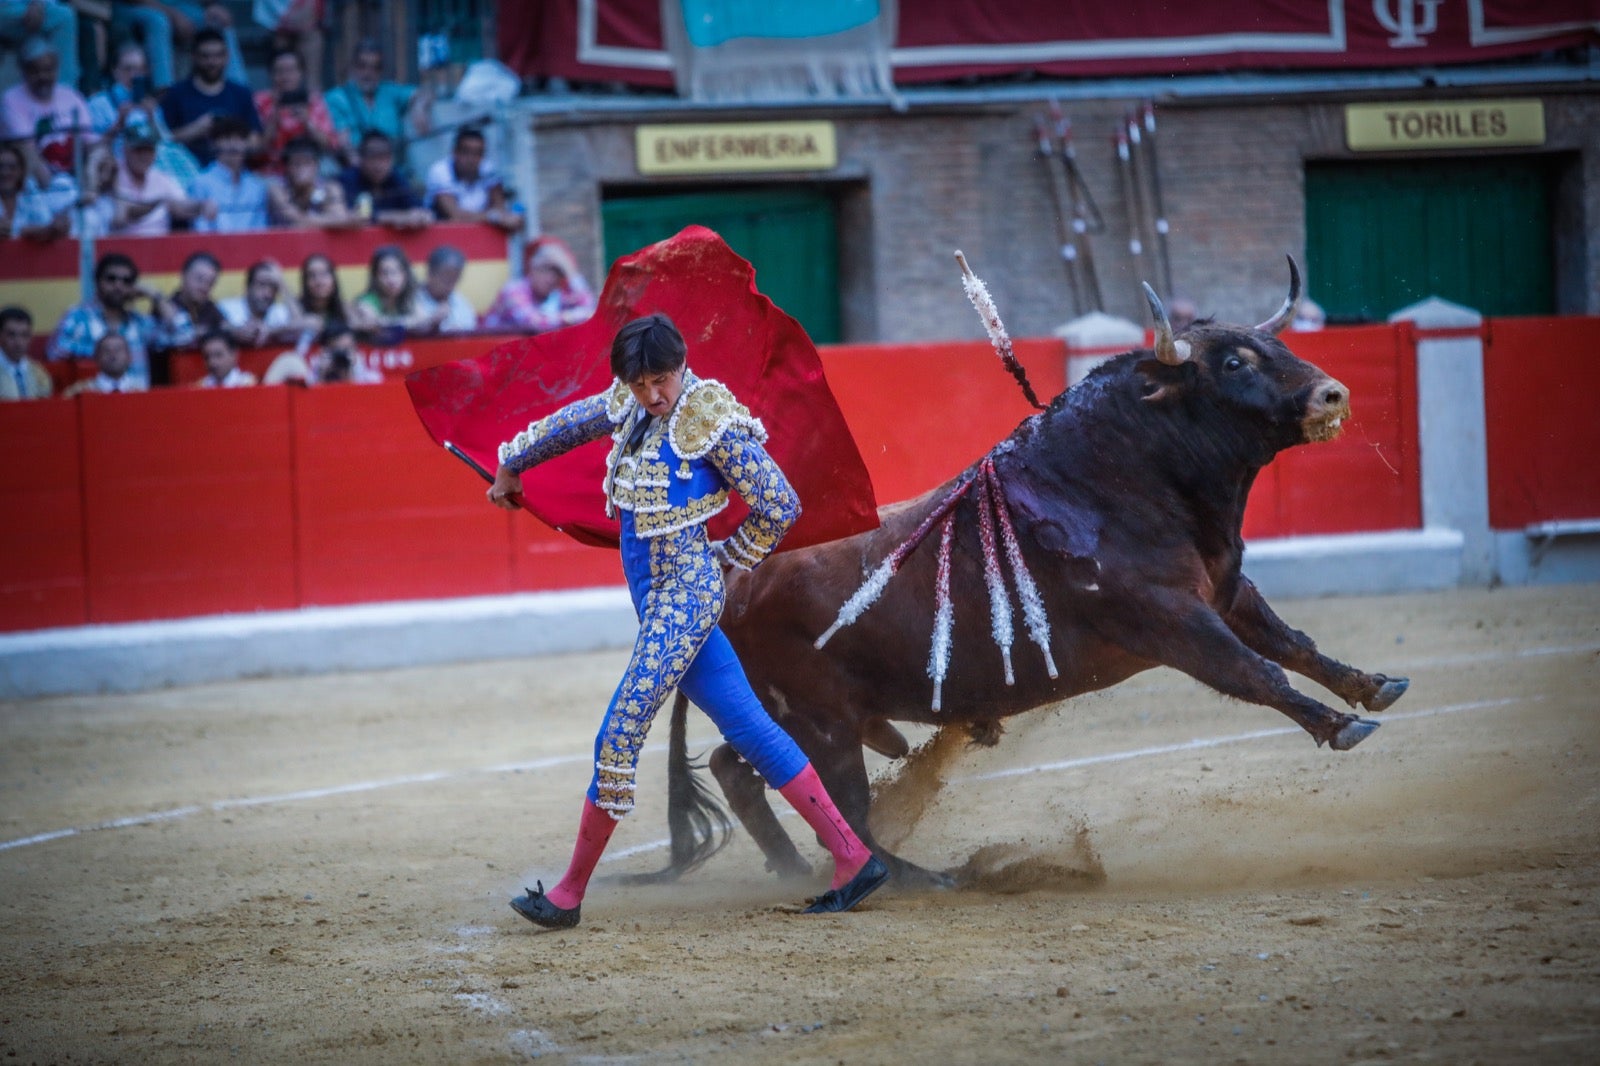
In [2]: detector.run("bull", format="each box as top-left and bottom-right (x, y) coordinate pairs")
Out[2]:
(650, 259), (1408, 888)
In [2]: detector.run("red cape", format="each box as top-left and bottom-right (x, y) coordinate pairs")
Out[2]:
(405, 225), (880, 550)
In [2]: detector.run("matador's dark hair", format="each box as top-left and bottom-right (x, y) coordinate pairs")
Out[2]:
(611, 312), (687, 382)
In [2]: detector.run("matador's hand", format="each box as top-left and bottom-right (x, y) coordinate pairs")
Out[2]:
(487, 465), (523, 510)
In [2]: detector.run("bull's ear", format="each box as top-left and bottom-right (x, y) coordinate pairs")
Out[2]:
(1135, 358), (1186, 404)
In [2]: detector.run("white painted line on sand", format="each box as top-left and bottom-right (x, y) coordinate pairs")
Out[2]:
(0, 749), (654, 853)
(602, 693), (1545, 865)
(0, 667), (1571, 857)
(956, 694), (1537, 784)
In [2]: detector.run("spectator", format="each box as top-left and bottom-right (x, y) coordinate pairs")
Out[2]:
(338, 130), (428, 228)
(48, 251), (174, 386)
(218, 258), (301, 348)
(159, 27), (261, 167)
(71, 145), (122, 237)
(252, 0), (325, 92)
(86, 41), (200, 187)
(0, 139), (65, 239)
(1168, 296), (1198, 333)
(309, 320), (379, 383)
(254, 48), (341, 173)
(62, 332), (147, 395)
(1292, 297), (1327, 331)
(324, 38), (431, 164)
(482, 235), (596, 334)
(266, 137), (353, 228)
(194, 328), (256, 387)
(349, 244), (430, 333)
(0, 305), (52, 400)
(113, 1), (246, 90)
(113, 123), (209, 234)
(0, 36), (94, 185)
(189, 117), (267, 231)
(260, 318), (379, 385)
(0, 1), (79, 89)
(166, 249), (226, 347)
(411, 244), (477, 334)
(425, 126), (518, 233)
(290, 251), (348, 335)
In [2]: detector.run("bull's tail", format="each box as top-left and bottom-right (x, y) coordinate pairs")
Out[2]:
(626, 690), (732, 883)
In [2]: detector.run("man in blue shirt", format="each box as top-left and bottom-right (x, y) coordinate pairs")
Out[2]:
(338, 130), (430, 229)
(190, 118), (267, 231)
(47, 252), (177, 387)
(324, 39), (431, 165)
(160, 27), (261, 167)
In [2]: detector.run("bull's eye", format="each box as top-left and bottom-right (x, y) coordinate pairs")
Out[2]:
(1223, 355), (1245, 372)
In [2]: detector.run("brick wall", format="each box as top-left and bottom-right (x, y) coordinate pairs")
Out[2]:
(527, 92), (1599, 342)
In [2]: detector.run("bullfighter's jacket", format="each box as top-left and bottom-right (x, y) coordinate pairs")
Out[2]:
(496, 370), (800, 570)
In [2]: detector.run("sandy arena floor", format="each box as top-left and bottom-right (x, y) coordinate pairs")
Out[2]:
(1, 584), (1598, 1064)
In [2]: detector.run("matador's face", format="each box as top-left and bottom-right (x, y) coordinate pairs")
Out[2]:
(629, 367), (685, 418)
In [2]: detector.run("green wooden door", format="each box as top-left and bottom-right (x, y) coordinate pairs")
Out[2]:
(1306, 157), (1555, 322)
(602, 187), (842, 343)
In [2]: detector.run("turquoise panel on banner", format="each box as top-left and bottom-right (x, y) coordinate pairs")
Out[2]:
(680, 0), (879, 46)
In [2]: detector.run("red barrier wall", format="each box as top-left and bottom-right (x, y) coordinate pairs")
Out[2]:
(1245, 325), (1422, 538)
(292, 385), (519, 605)
(0, 399), (85, 630)
(819, 338), (1068, 504)
(1482, 316), (1600, 529)
(79, 387), (299, 623)
(0, 326), (1433, 634)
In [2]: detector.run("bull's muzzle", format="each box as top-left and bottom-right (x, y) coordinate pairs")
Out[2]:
(1303, 376), (1351, 443)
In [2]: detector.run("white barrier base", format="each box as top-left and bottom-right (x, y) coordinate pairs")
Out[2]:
(1493, 527), (1600, 587)
(0, 588), (637, 700)
(5, 527), (1592, 699)
(1242, 528), (1465, 598)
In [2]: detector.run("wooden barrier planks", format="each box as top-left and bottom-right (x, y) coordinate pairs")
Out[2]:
(1483, 316), (1600, 530)
(78, 387), (298, 622)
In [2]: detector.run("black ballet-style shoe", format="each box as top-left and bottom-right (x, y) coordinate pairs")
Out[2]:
(510, 881), (581, 929)
(801, 855), (890, 914)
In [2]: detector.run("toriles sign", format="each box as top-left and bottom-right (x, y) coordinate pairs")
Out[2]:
(635, 122), (837, 175)
(1345, 99), (1545, 151)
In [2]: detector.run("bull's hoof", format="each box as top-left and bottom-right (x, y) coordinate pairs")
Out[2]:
(884, 858), (955, 890)
(1330, 717), (1380, 751)
(617, 868), (682, 886)
(764, 855), (817, 881)
(1363, 676), (1410, 713)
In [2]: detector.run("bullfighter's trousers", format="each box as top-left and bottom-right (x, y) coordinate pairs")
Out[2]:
(586, 512), (809, 818)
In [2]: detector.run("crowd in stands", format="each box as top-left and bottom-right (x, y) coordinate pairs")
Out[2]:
(0, 14), (600, 402)
(0, 233), (597, 398)
(0, 27), (509, 239)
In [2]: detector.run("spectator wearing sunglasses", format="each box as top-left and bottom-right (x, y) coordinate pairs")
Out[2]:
(47, 251), (176, 388)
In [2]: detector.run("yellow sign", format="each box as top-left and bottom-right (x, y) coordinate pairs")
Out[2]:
(636, 122), (838, 176)
(1345, 99), (1545, 151)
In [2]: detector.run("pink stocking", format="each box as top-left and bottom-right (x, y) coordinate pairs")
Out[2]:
(776, 763), (872, 889)
(543, 798), (617, 909)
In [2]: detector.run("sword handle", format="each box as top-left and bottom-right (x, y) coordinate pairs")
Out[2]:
(445, 441), (527, 509)
(445, 441), (494, 482)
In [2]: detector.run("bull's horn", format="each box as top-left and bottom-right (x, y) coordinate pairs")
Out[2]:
(1254, 254), (1303, 335)
(1142, 283), (1191, 365)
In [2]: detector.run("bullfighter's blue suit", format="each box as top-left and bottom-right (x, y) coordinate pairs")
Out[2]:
(498, 371), (808, 819)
